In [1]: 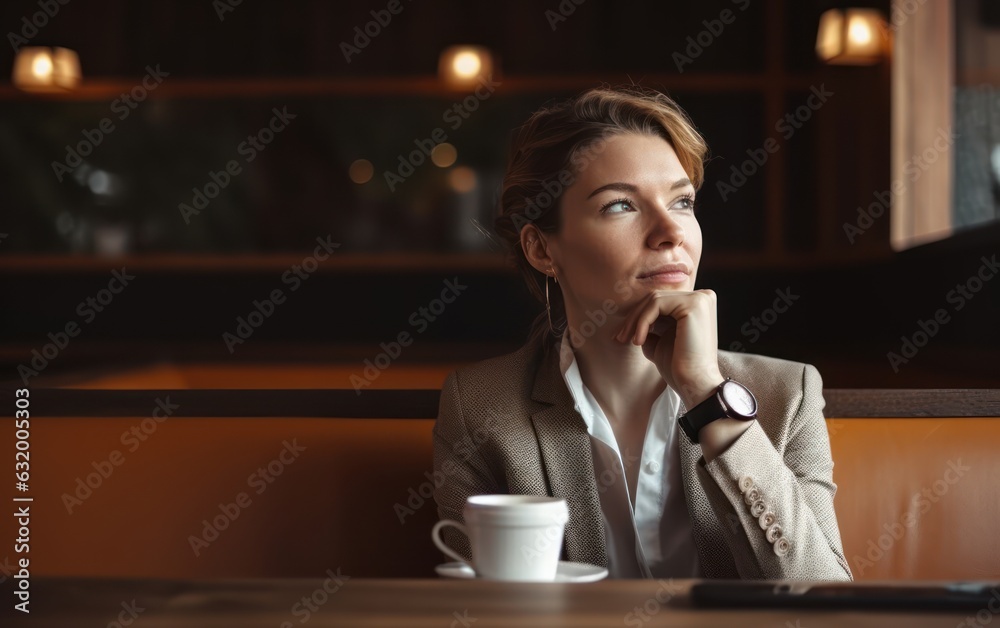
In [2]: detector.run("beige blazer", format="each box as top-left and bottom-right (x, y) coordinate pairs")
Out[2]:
(432, 336), (853, 580)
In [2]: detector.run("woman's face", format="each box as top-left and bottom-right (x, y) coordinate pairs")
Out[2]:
(546, 132), (703, 319)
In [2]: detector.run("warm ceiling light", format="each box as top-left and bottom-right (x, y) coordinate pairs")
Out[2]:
(431, 143), (457, 168)
(452, 52), (481, 79)
(448, 166), (477, 193)
(13, 47), (81, 91)
(348, 159), (374, 184)
(439, 46), (493, 87)
(848, 15), (873, 46)
(32, 54), (53, 78)
(816, 9), (886, 65)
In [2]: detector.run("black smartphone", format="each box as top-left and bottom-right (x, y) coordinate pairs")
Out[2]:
(690, 580), (1000, 611)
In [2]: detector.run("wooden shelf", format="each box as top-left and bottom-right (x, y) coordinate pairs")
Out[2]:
(0, 251), (511, 272)
(0, 249), (894, 273)
(0, 73), (832, 101)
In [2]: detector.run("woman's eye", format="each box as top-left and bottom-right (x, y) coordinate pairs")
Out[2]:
(601, 199), (634, 214)
(674, 196), (696, 211)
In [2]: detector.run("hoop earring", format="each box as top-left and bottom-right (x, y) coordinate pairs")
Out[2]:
(545, 270), (559, 335)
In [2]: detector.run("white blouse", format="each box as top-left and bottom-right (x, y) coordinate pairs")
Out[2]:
(557, 334), (702, 578)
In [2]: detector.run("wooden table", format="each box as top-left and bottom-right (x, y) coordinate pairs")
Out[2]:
(15, 577), (985, 627)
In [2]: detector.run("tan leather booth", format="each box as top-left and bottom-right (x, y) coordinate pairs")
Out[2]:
(828, 416), (1000, 580)
(6, 388), (999, 581)
(13, 417), (442, 579)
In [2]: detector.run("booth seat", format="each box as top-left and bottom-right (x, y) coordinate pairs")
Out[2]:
(10, 412), (1000, 581)
(51, 363), (457, 389)
(827, 416), (1000, 580)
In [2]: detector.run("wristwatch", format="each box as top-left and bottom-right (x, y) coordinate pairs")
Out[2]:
(678, 378), (758, 444)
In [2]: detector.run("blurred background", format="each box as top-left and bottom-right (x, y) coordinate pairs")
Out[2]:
(1, 0), (997, 388)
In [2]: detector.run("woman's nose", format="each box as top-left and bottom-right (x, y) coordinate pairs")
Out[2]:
(646, 206), (685, 249)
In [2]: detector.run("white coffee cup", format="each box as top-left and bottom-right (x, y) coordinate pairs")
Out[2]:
(431, 495), (569, 581)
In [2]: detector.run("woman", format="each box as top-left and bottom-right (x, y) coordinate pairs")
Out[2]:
(432, 86), (852, 580)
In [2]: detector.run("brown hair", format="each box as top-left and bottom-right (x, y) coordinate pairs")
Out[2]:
(492, 85), (709, 356)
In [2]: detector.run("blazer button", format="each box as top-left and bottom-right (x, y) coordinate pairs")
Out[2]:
(758, 511), (776, 530)
(738, 476), (755, 492)
(750, 500), (766, 518)
(743, 487), (761, 505)
(773, 537), (791, 557)
(766, 523), (783, 543)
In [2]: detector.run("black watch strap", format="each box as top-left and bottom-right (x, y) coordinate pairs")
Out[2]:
(678, 379), (729, 444)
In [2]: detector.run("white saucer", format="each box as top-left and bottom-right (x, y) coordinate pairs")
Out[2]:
(435, 561), (608, 583)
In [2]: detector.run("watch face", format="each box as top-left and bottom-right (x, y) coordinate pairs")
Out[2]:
(721, 381), (757, 417)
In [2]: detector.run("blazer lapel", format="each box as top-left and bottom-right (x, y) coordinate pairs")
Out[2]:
(528, 341), (608, 569)
(523, 342), (742, 574)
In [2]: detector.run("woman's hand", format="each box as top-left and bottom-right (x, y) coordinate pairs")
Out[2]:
(614, 289), (725, 409)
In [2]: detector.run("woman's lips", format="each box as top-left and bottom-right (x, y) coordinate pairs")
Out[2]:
(638, 271), (688, 284)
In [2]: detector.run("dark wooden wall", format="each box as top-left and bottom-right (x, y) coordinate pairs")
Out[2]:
(4, 0), (996, 389)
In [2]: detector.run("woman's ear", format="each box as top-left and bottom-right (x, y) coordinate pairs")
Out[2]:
(520, 226), (554, 276)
